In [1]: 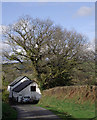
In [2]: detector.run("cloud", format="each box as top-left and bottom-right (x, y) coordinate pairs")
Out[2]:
(77, 6), (93, 16)
(0, 25), (10, 52)
(0, 42), (10, 51)
(0, 26), (2, 35)
(88, 38), (95, 51)
(0, 25), (7, 35)
(73, 6), (94, 18)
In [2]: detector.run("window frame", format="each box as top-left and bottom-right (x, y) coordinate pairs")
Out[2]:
(30, 86), (36, 92)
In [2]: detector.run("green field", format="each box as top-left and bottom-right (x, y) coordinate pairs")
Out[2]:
(38, 95), (96, 120)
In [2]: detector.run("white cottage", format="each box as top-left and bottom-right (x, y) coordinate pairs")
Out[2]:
(7, 76), (41, 103)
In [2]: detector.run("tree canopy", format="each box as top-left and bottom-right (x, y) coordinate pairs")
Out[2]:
(2, 16), (95, 89)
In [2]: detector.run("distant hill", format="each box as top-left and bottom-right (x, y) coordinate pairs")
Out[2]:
(2, 60), (96, 90)
(2, 62), (37, 87)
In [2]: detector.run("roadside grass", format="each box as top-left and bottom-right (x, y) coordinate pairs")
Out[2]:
(2, 102), (17, 120)
(37, 95), (96, 120)
(2, 90), (9, 103)
(2, 89), (17, 120)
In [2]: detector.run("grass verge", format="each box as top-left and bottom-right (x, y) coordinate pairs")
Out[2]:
(37, 95), (96, 120)
(2, 102), (17, 120)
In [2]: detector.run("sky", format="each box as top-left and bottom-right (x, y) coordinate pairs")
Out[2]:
(2, 2), (95, 42)
(1, 2), (95, 50)
(1, 0), (96, 2)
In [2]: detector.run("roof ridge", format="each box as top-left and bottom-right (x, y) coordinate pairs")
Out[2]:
(9, 76), (27, 86)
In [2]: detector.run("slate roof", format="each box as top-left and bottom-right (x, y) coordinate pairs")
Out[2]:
(9, 76), (27, 86)
(12, 80), (33, 92)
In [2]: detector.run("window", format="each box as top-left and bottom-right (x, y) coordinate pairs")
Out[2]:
(31, 86), (36, 91)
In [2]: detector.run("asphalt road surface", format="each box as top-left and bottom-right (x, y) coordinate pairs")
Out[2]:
(12, 104), (61, 120)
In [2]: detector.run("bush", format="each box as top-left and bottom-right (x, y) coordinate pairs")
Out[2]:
(2, 90), (9, 103)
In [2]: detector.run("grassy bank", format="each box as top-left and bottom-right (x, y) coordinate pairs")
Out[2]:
(2, 77), (17, 120)
(2, 89), (17, 120)
(2, 102), (17, 120)
(38, 95), (95, 120)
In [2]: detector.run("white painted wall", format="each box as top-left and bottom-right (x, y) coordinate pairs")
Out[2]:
(12, 82), (41, 102)
(7, 86), (10, 92)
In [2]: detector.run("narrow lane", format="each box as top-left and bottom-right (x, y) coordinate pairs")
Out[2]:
(12, 104), (61, 120)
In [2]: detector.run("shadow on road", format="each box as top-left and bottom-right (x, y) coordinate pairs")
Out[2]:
(9, 99), (39, 105)
(12, 104), (61, 120)
(11, 104), (96, 120)
(43, 108), (77, 120)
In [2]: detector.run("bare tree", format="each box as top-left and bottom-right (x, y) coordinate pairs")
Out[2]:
(3, 16), (55, 82)
(3, 16), (91, 88)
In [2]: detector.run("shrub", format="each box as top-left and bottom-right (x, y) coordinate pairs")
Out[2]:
(2, 90), (9, 103)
